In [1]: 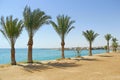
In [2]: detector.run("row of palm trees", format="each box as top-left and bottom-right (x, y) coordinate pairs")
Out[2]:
(0, 6), (75, 65)
(105, 34), (118, 53)
(0, 6), (118, 65)
(0, 6), (51, 65)
(80, 32), (118, 57)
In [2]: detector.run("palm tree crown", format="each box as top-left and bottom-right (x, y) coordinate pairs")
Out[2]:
(0, 16), (23, 44)
(105, 34), (112, 41)
(83, 30), (99, 43)
(112, 37), (117, 42)
(83, 30), (99, 56)
(50, 15), (75, 40)
(0, 16), (23, 65)
(23, 6), (51, 36)
(50, 15), (75, 58)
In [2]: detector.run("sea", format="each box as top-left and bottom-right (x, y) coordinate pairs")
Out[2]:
(0, 48), (106, 64)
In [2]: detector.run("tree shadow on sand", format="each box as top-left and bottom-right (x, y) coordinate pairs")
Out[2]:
(81, 58), (99, 61)
(98, 55), (113, 57)
(47, 62), (80, 68)
(17, 62), (52, 73)
(17, 61), (80, 72)
(73, 57), (100, 61)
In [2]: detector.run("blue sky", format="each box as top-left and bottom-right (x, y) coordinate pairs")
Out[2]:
(0, 0), (120, 48)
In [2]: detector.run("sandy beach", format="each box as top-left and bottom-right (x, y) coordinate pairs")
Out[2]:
(0, 52), (120, 80)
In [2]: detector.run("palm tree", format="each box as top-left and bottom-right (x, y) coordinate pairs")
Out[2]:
(105, 34), (112, 53)
(23, 6), (51, 63)
(83, 30), (99, 56)
(112, 37), (117, 42)
(0, 16), (23, 65)
(112, 37), (118, 52)
(50, 15), (75, 59)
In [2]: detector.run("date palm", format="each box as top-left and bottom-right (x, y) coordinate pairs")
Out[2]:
(105, 34), (112, 53)
(0, 16), (23, 65)
(112, 37), (118, 52)
(23, 6), (51, 63)
(50, 15), (75, 59)
(112, 37), (117, 42)
(83, 30), (99, 56)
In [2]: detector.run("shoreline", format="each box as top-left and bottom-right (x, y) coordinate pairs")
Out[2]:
(0, 52), (107, 66)
(0, 49), (105, 65)
(0, 52), (112, 67)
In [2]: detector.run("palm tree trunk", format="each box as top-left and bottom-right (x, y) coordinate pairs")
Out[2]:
(114, 47), (116, 52)
(11, 42), (16, 65)
(61, 39), (65, 59)
(89, 42), (92, 56)
(28, 36), (33, 63)
(107, 41), (109, 53)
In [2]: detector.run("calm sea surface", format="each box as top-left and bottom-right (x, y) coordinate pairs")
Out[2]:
(0, 48), (106, 64)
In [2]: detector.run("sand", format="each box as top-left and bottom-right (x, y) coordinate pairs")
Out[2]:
(0, 52), (120, 80)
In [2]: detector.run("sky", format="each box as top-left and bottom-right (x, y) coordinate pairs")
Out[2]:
(0, 0), (120, 48)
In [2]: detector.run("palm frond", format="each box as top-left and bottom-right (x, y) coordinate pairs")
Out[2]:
(66, 26), (75, 34)
(0, 30), (10, 43)
(50, 21), (61, 36)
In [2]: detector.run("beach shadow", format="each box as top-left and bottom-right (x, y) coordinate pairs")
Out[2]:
(73, 57), (99, 61)
(17, 62), (52, 73)
(98, 55), (113, 57)
(81, 58), (99, 61)
(17, 61), (80, 72)
(73, 58), (81, 61)
(47, 62), (80, 68)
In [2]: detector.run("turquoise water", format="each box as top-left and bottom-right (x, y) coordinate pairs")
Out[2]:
(0, 48), (106, 64)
